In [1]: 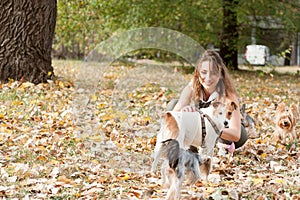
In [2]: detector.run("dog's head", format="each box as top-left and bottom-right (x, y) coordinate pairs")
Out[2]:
(223, 100), (238, 128)
(204, 100), (227, 129)
(226, 100), (238, 120)
(276, 102), (298, 131)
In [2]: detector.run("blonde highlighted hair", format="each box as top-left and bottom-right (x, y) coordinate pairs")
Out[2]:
(193, 50), (239, 104)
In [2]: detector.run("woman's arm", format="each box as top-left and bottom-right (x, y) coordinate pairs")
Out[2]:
(173, 83), (195, 111)
(221, 107), (242, 142)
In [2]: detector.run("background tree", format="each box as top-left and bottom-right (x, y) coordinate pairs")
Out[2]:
(220, 0), (239, 70)
(0, 0), (57, 84)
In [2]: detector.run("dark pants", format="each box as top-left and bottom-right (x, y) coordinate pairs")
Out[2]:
(165, 99), (248, 149)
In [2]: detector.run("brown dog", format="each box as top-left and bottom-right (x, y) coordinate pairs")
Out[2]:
(274, 102), (299, 143)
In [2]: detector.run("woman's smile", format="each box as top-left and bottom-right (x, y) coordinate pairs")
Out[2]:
(198, 61), (220, 93)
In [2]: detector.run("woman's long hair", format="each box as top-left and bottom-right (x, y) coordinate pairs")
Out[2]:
(193, 50), (239, 104)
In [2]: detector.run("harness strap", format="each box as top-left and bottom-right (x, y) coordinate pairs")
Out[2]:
(203, 114), (222, 136)
(199, 111), (223, 148)
(200, 113), (206, 148)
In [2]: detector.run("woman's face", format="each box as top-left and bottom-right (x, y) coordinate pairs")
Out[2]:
(197, 61), (220, 93)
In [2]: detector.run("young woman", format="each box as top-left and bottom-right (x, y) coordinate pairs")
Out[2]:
(167, 50), (248, 151)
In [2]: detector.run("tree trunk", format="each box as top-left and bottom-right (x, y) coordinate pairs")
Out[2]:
(220, 0), (239, 70)
(0, 0), (57, 84)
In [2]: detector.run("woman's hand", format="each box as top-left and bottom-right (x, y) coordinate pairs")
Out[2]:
(181, 105), (198, 112)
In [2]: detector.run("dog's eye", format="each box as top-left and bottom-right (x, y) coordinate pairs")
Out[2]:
(228, 112), (232, 115)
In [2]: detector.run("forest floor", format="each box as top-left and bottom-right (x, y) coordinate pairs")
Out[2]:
(0, 59), (299, 199)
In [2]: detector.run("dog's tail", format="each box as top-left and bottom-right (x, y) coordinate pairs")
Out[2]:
(161, 139), (180, 170)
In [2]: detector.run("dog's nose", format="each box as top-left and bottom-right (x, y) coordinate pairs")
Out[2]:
(224, 121), (229, 128)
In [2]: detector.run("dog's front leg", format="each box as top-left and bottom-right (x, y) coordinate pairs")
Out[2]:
(151, 127), (165, 172)
(151, 148), (163, 172)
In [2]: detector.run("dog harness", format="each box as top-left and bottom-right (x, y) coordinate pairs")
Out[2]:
(198, 97), (223, 148)
(186, 98), (222, 151)
(199, 111), (223, 148)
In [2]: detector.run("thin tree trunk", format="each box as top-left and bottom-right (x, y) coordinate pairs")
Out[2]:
(220, 0), (239, 70)
(0, 0), (57, 84)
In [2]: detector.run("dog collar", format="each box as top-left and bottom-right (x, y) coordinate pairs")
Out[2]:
(198, 100), (213, 109)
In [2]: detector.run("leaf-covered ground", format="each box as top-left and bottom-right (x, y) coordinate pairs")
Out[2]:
(0, 60), (299, 199)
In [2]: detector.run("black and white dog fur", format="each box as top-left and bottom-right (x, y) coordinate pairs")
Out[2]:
(157, 139), (211, 200)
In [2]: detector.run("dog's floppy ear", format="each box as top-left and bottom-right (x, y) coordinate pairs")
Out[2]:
(163, 112), (173, 119)
(290, 103), (299, 119)
(230, 101), (238, 111)
(276, 102), (286, 112)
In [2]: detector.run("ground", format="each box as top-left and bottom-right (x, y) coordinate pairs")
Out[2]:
(0, 59), (299, 199)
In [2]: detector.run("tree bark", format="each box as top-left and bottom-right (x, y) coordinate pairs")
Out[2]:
(0, 0), (57, 84)
(220, 0), (239, 70)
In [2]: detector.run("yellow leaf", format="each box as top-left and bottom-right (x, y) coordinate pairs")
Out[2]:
(74, 193), (81, 198)
(98, 102), (106, 109)
(276, 144), (285, 150)
(91, 159), (99, 164)
(118, 173), (130, 181)
(275, 179), (284, 183)
(252, 178), (264, 184)
(20, 82), (33, 88)
(100, 113), (114, 121)
(90, 94), (97, 102)
(57, 175), (73, 184)
(0, 114), (4, 119)
(12, 101), (23, 106)
(37, 155), (48, 161)
(156, 189), (162, 194)
(223, 180), (235, 185)
(37, 145), (46, 151)
(260, 153), (268, 159)
(89, 135), (103, 142)
(58, 81), (64, 88)
(49, 159), (60, 165)
(48, 71), (52, 76)
(255, 139), (263, 144)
